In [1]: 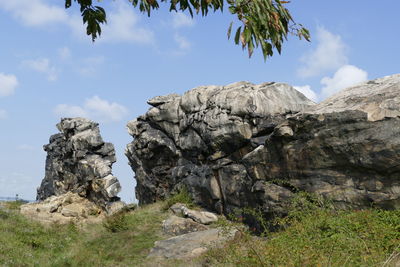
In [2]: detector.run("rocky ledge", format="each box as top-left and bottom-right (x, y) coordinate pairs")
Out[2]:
(126, 74), (400, 218)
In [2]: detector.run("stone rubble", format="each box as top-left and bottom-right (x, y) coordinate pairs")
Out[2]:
(20, 192), (104, 225)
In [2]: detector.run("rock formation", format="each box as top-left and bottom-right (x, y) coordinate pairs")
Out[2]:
(37, 118), (121, 208)
(127, 74), (400, 217)
(126, 81), (314, 213)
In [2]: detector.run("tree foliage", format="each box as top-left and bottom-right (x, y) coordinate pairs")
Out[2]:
(65, 0), (310, 59)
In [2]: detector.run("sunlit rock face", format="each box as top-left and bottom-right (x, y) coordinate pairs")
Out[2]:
(37, 118), (121, 208)
(126, 74), (400, 217)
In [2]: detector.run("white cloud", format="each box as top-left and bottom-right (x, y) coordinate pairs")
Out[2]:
(293, 85), (318, 102)
(54, 104), (88, 118)
(0, 0), (69, 27)
(320, 65), (368, 99)
(99, 1), (154, 44)
(174, 33), (191, 51)
(54, 95), (129, 123)
(58, 46), (71, 60)
(298, 27), (348, 78)
(22, 58), (57, 81)
(172, 12), (194, 29)
(78, 56), (105, 76)
(0, 109), (7, 119)
(0, 0), (154, 45)
(0, 73), (18, 97)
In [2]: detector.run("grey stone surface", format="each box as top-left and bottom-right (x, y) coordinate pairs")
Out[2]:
(148, 228), (237, 259)
(182, 207), (218, 225)
(305, 74), (400, 121)
(126, 75), (400, 219)
(37, 118), (121, 208)
(169, 203), (186, 216)
(162, 215), (208, 236)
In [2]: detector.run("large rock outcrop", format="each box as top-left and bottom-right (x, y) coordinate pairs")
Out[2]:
(126, 74), (400, 216)
(126, 82), (314, 213)
(37, 118), (121, 208)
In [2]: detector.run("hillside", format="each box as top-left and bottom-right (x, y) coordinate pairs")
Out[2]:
(1, 193), (399, 266)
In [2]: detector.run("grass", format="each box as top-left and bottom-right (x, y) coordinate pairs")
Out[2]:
(161, 187), (194, 211)
(1, 192), (399, 267)
(200, 193), (400, 267)
(0, 202), (168, 267)
(1, 200), (27, 210)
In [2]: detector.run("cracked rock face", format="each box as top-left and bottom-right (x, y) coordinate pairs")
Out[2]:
(126, 75), (400, 217)
(37, 118), (121, 208)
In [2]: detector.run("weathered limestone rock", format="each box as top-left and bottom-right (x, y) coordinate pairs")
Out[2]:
(148, 228), (237, 260)
(126, 75), (400, 219)
(169, 203), (186, 215)
(169, 203), (219, 224)
(181, 207), (218, 225)
(20, 192), (104, 225)
(162, 215), (208, 236)
(37, 118), (121, 208)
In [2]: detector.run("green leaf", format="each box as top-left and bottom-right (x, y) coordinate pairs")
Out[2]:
(65, 0), (72, 8)
(234, 26), (241, 45)
(65, 0), (309, 60)
(227, 21), (233, 39)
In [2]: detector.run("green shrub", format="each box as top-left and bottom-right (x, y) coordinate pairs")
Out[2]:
(103, 212), (129, 233)
(162, 187), (193, 211)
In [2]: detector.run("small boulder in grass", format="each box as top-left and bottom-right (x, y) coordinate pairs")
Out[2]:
(169, 203), (219, 225)
(181, 207), (218, 225)
(169, 203), (186, 216)
(162, 215), (208, 236)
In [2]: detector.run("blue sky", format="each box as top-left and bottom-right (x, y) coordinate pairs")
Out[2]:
(0, 0), (399, 202)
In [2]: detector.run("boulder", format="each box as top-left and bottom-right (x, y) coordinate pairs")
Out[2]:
(169, 203), (219, 224)
(148, 228), (237, 260)
(169, 203), (186, 216)
(37, 118), (121, 208)
(181, 207), (218, 225)
(162, 215), (208, 236)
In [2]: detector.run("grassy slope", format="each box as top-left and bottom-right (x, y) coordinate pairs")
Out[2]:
(0, 202), (168, 267)
(201, 196), (400, 267)
(1, 195), (399, 267)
